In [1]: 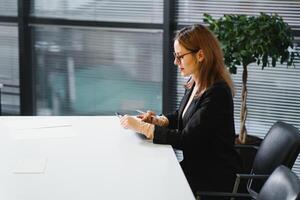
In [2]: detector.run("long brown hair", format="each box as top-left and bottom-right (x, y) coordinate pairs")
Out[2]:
(175, 24), (235, 96)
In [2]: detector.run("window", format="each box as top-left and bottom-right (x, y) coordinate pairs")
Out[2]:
(0, 0), (19, 114)
(32, 26), (162, 115)
(0, 24), (19, 115)
(29, 0), (164, 115)
(0, 0), (17, 16)
(31, 0), (163, 23)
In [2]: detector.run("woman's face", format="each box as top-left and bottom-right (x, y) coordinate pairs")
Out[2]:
(173, 40), (200, 77)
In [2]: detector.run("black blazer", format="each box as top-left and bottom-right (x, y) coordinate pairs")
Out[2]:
(153, 81), (242, 194)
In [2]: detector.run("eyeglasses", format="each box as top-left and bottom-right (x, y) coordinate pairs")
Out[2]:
(173, 51), (195, 63)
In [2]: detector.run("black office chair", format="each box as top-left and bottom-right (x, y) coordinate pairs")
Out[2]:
(198, 121), (300, 199)
(243, 121), (300, 198)
(256, 165), (300, 200)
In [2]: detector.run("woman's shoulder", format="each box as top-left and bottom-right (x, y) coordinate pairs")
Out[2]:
(209, 80), (230, 91)
(204, 81), (232, 98)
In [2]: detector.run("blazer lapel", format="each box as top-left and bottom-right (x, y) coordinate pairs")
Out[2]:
(178, 85), (195, 129)
(182, 99), (198, 126)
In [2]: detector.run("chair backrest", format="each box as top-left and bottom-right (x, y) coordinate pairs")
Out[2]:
(257, 165), (300, 200)
(249, 121), (300, 195)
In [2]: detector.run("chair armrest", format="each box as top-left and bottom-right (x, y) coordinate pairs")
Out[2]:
(230, 173), (270, 197)
(205, 172), (269, 180)
(198, 172), (269, 198)
(197, 191), (252, 198)
(237, 173), (270, 180)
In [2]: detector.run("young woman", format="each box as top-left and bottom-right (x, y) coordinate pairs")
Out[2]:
(120, 24), (242, 198)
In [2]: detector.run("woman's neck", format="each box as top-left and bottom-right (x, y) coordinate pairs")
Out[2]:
(191, 74), (207, 96)
(191, 75), (200, 89)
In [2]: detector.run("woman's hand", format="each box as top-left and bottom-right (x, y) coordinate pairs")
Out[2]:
(120, 115), (142, 132)
(120, 115), (154, 139)
(137, 110), (156, 123)
(137, 111), (169, 127)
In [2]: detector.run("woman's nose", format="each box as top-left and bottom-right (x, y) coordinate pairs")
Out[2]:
(174, 58), (179, 65)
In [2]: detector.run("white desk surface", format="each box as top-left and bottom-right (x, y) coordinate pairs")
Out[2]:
(0, 116), (195, 200)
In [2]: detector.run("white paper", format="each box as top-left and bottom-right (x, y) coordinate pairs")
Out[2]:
(12, 125), (77, 140)
(2, 118), (78, 140)
(3, 117), (71, 130)
(13, 157), (48, 174)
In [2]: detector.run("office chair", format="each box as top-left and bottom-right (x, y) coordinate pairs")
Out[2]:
(198, 121), (300, 199)
(244, 121), (300, 197)
(198, 165), (300, 200)
(256, 165), (300, 200)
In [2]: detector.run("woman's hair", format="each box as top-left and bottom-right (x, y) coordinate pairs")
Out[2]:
(174, 24), (235, 96)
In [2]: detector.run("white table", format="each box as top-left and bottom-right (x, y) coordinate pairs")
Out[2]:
(0, 116), (195, 200)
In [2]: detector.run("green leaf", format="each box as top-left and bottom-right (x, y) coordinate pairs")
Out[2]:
(232, 52), (240, 58)
(229, 66), (237, 74)
(241, 50), (248, 57)
(257, 58), (261, 65)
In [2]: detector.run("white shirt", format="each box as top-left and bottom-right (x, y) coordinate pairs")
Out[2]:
(182, 86), (198, 118)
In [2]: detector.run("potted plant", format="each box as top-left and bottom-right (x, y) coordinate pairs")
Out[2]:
(203, 13), (298, 144)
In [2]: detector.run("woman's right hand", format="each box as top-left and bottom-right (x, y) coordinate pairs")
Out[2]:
(137, 111), (156, 124)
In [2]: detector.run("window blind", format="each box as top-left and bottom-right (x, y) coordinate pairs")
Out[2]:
(0, 23), (20, 115)
(175, 0), (300, 176)
(176, 0), (300, 30)
(32, 25), (163, 115)
(0, 0), (17, 16)
(31, 0), (163, 23)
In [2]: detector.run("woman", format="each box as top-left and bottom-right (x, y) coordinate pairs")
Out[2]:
(120, 24), (242, 198)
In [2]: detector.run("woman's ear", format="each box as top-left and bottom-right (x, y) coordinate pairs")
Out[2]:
(197, 49), (204, 62)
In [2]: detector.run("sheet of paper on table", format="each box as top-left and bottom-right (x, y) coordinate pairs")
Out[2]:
(13, 157), (48, 174)
(2, 118), (78, 140)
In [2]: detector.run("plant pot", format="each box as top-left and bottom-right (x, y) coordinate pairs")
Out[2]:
(235, 134), (263, 172)
(235, 134), (263, 195)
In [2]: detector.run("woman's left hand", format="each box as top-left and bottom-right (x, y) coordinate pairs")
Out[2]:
(120, 115), (154, 139)
(120, 115), (142, 132)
